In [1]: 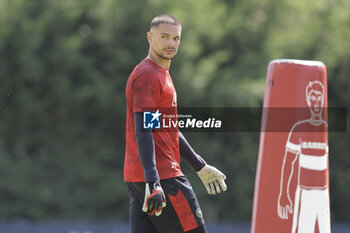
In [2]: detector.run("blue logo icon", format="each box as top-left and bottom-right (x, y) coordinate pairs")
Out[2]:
(143, 110), (162, 129)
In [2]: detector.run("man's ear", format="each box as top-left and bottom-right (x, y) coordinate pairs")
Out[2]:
(147, 31), (152, 44)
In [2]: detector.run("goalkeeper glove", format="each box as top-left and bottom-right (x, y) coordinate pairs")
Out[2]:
(142, 182), (166, 216)
(197, 165), (227, 195)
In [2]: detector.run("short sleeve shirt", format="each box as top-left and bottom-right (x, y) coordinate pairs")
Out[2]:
(286, 119), (328, 189)
(124, 59), (183, 182)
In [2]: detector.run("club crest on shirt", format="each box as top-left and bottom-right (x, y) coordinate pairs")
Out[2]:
(172, 92), (177, 106)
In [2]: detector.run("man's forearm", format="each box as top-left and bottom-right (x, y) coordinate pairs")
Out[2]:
(179, 131), (206, 172)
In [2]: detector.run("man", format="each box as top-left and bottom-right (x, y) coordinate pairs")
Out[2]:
(124, 14), (227, 233)
(277, 81), (331, 233)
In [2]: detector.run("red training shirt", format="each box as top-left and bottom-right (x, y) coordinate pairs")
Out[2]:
(124, 58), (184, 182)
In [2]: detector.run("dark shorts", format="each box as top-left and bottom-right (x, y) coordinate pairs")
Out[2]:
(127, 176), (206, 233)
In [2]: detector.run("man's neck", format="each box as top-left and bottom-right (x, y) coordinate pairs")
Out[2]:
(147, 53), (171, 70)
(310, 114), (323, 124)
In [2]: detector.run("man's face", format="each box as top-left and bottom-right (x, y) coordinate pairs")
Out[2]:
(308, 90), (324, 114)
(148, 23), (181, 60)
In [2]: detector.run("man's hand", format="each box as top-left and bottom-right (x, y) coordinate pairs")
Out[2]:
(277, 192), (293, 219)
(197, 165), (227, 195)
(142, 182), (166, 216)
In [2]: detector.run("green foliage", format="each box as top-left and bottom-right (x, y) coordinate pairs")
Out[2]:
(0, 0), (349, 222)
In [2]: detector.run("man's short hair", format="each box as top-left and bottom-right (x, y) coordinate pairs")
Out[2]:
(306, 80), (324, 97)
(150, 14), (181, 30)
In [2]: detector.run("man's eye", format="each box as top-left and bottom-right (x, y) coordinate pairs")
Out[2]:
(162, 35), (168, 39)
(311, 96), (316, 101)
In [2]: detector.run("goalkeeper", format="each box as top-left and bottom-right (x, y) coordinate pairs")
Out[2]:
(124, 14), (227, 233)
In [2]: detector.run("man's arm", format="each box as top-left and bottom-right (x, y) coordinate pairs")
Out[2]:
(179, 131), (227, 195)
(134, 112), (166, 216)
(178, 131), (206, 172)
(134, 112), (159, 183)
(277, 149), (298, 219)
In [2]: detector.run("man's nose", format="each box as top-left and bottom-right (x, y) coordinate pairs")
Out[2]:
(168, 39), (176, 47)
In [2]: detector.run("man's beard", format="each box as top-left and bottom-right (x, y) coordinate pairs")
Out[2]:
(152, 47), (176, 60)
